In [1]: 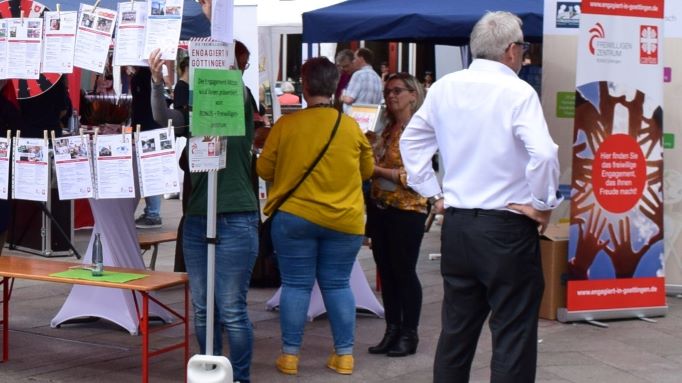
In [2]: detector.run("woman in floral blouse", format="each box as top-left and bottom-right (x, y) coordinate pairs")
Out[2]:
(367, 73), (427, 357)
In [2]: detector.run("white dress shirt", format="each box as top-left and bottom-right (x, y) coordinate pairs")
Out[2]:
(399, 59), (562, 211)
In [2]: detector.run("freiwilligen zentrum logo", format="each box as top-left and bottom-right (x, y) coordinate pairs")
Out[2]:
(588, 22), (605, 55)
(587, 22), (633, 63)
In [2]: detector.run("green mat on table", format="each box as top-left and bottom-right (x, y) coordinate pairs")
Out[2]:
(50, 268), (149, 283)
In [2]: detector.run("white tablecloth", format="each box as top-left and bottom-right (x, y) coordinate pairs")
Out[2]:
(266, 260), (384, 321)
(50, 198), (171, 335)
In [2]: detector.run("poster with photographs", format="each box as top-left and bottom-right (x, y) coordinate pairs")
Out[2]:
(0, 20), (8, 79)
(93, 133), (135, 199)
(142, 0), (183, 60)
(135, 127), (180, 197)
(41, 11), (78, 74)
(113, 1), (148, 67)
(0, 137), (10, 200)
(5, 18), (43, 79)
(12, 137), (49, 202)
(74, 4), (117, 73)
(53, 135), (94, 200)
(188, 136), (227, 172)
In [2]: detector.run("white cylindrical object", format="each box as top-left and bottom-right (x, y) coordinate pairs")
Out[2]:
(187, 354), (233, 383)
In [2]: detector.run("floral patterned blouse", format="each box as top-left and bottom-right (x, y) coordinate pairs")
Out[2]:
(371, 122), (428, 214)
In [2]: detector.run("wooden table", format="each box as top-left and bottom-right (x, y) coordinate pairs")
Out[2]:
(0, 256), (189, 383)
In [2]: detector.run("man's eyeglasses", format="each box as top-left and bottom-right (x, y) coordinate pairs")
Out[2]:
(511, 41), (531, 53)
(384, 87), (411, 96)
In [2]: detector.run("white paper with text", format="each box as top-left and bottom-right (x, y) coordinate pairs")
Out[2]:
(142, 0), (183, 60)
(135, 127), (180, 197)
(6, 18), (43, 79)
(12, 137), (49, 201)
(0, 20), (8, 79)
(41, 11), (78, 74)
(74, 4), (117, 73)
(53, 135), (94, 200)
(113, 1), (148, 67)
(188, 136), (227, 172)
(94, 133), (135, 199)
(0, 137), (10, 199)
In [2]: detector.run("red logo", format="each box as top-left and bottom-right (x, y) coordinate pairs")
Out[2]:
(588, 23), (605, 55)
(640, 25), (658, 64)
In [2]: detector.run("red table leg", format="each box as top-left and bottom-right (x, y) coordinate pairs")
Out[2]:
(2, 277), (8, 362)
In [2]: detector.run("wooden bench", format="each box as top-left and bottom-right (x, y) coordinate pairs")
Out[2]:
(0, 256), (188, 383)
(137, 231), (177, 270)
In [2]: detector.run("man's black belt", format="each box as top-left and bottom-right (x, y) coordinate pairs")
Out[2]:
(446, 207), (521, 218)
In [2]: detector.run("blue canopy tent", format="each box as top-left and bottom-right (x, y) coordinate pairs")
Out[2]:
(302, 0), (543, 45)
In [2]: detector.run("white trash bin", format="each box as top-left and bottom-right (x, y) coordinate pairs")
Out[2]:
(187, 354), (233, 383)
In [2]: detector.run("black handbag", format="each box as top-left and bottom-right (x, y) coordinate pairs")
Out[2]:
(258, 109), (343, 260)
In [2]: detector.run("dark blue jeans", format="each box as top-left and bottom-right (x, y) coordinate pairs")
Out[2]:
(272, 211), (362, 355)
(183, 212), (258, 382)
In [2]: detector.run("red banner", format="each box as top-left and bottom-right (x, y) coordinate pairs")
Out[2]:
(567, 277), (665, 311)
(582, 0), (664, 18)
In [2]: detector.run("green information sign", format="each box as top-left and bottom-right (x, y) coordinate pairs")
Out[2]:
(191, 69), (245, 136)
(556, 91), (576, 118)
(664, 133), (675, 149)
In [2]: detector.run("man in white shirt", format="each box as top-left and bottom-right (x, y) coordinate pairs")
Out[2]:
(400, 11), (561, 383)
(340, 48), (383, 112)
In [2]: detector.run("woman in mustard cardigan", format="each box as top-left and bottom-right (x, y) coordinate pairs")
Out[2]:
(257, 57), (374, 376)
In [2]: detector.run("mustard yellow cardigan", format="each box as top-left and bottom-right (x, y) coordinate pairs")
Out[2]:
(257, 107), (374, 235)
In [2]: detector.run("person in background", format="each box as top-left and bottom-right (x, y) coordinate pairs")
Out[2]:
(340, 47), (383, 112)
(257, 57), (374, 376)
(0, 80), (24, 255)
(184, 2), (259, 380)
(367, 73), (427, 358)
(277, 81), (300, 105)
(400, 11), (561, 382)
(380, 61), (390, 84)
(423, 70), (434, 91)
(334, 49), (354, 108)
(172, 55), (190, 125)
(129, 66), (164, 229)
(149, 48), (190, 272)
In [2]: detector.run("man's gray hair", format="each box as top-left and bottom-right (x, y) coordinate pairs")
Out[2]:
(470, 11), (523, 62)
(335, 49), (354, 64)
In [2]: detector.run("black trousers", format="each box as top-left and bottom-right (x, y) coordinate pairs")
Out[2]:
(433, 208), (544, 383)
(368, 204), (427, 330)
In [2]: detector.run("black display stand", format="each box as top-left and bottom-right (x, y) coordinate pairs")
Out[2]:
(7, 188), (80, 259)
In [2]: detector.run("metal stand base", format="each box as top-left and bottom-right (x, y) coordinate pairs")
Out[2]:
(8, 245), (73, 258)
(665, 284), (682, 296)
(557, 306), (668, 323)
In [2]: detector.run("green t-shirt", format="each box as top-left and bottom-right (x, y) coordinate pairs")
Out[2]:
(186, 94), (257, 215)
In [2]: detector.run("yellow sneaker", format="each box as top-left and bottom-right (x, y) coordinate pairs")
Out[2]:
(326, 353), (354, 375)
(276, 353), (299, 375)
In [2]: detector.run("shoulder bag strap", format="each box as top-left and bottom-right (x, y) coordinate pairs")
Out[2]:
(270, 109), (342, 213)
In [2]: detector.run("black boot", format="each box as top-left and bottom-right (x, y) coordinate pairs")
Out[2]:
(387, 328), (418, 357)
(368, 324), (401, 354)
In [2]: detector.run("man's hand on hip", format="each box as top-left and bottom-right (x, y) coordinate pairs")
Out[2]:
(507, 203), (551, 234)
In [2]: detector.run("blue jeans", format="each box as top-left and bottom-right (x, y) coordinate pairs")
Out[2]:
(272, 211), (362, 356)
(144, 195), (161, 219)
(183, 212), (258, 382)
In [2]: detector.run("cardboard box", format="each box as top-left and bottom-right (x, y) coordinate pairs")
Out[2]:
(538, 223), (569, 320)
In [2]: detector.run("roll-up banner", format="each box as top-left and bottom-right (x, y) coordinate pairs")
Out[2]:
(560, 0), (667, 322)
